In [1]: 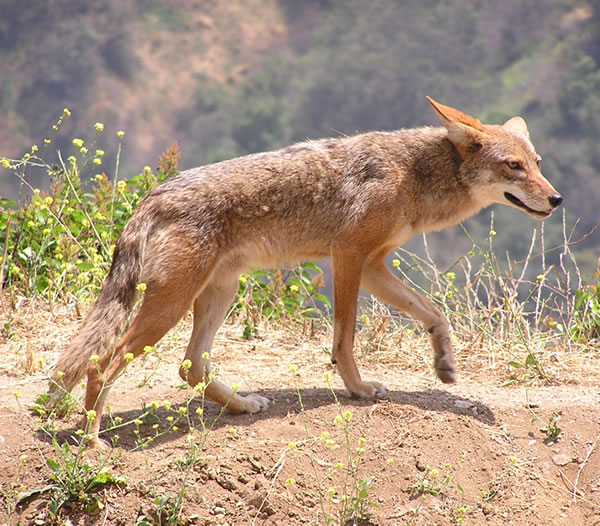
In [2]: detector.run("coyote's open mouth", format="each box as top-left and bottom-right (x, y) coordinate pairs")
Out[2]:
(504, 192), (551, 218)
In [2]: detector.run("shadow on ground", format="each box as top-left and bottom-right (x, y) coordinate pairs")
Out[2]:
(47, 386), (495, 450)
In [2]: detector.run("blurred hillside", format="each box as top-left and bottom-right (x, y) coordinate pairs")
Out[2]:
(1, 0), (599, 271)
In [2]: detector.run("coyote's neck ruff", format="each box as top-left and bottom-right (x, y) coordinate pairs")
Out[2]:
(49, 97), (562, 449)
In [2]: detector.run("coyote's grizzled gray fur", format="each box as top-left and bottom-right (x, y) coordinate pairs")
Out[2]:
(49, 97), (562, 448)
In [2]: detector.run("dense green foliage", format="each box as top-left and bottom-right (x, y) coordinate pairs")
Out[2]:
(0, 118), (162, 301)
(0, 122), (329, 328)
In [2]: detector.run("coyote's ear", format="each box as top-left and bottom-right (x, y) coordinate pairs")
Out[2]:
(426, 96), (485, 158)
(503, 116), (529, 139)
(426, 96), (483, 131)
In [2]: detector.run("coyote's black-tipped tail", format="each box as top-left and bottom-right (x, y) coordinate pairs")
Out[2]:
(48, 218), (148, 401)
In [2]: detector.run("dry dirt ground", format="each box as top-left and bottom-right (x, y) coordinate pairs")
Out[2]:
(1, 300), (599, 525)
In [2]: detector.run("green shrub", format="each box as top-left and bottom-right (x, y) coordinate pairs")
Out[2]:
(1, 111), (328, 325)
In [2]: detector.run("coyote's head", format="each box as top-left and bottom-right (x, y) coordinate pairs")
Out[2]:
(427, 97), (562, 220)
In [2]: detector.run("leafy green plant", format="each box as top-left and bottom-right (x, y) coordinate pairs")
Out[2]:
(135, 490), (185, 526)
(571, 272), (600, 340)
(17, 439), (127, 521)
(409, 467), (452, 498)
(539, 414), (562, 443)
(526, 395), (562, 444)
(348, 477), (379, 525)
(30, 391), (78, 419)
(507, 351), (547, 384)
(235, 262), (330, 327)
(0, 112), (162, 302)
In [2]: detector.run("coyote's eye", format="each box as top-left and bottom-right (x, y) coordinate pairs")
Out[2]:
(536, 157), (542, 168)
(506, 160), (521, 170)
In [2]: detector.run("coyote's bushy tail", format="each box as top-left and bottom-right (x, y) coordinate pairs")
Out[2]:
(48, 217), (150, 398)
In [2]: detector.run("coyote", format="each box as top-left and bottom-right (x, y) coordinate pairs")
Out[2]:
(49, 98), (562, 448)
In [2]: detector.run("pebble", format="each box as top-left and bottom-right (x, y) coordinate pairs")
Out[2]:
(216, 475), (238, 491)
(552, 453), (573, 466)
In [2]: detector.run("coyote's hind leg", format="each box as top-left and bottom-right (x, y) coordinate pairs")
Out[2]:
(181, 273), (270, 414)
(84, 281), (198, 448)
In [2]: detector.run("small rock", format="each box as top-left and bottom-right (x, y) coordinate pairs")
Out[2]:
(552, 453), (573, 466)
(453, 400), (472, 410)
(248, 495), (264, 508)
(247, 494), (275, 515)
(263, 506), (276, 517)
(416, 459), (427, 472)
(303, 497), (317, 508)
(481, 503), (494, 516)
(211, 506), (226, 515)
(249, 459), (263, 473)
(238, 473), (250, 484)
(216, 475), (237, 491)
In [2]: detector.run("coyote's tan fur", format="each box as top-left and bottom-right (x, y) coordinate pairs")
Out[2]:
(49, 98), (562, 448)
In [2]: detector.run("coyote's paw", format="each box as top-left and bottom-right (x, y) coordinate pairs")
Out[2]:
(239, 393), (270, 414)
(77, 417), (111, 450)
(349, 380), (388, 400)
(86, 436), (112, 451)
(431, 332), (457, 384)
(434, 356), (456, 384)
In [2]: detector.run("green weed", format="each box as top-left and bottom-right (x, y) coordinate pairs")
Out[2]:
(16, 439), (127, 521)
(409, 467), (452, 498)
(135, 490), (186, 526)
(538, 414), (562, 443)
(30, 391), (78, 419)
(571, 271), (600, 340)
(235, 263), (330, 330)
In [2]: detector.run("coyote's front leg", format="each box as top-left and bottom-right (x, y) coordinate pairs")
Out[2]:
(331, 245), (388, 398)
(361, 258), (456, 383)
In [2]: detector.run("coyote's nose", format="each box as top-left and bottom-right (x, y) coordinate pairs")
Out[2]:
(548, 194), (563, 208)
